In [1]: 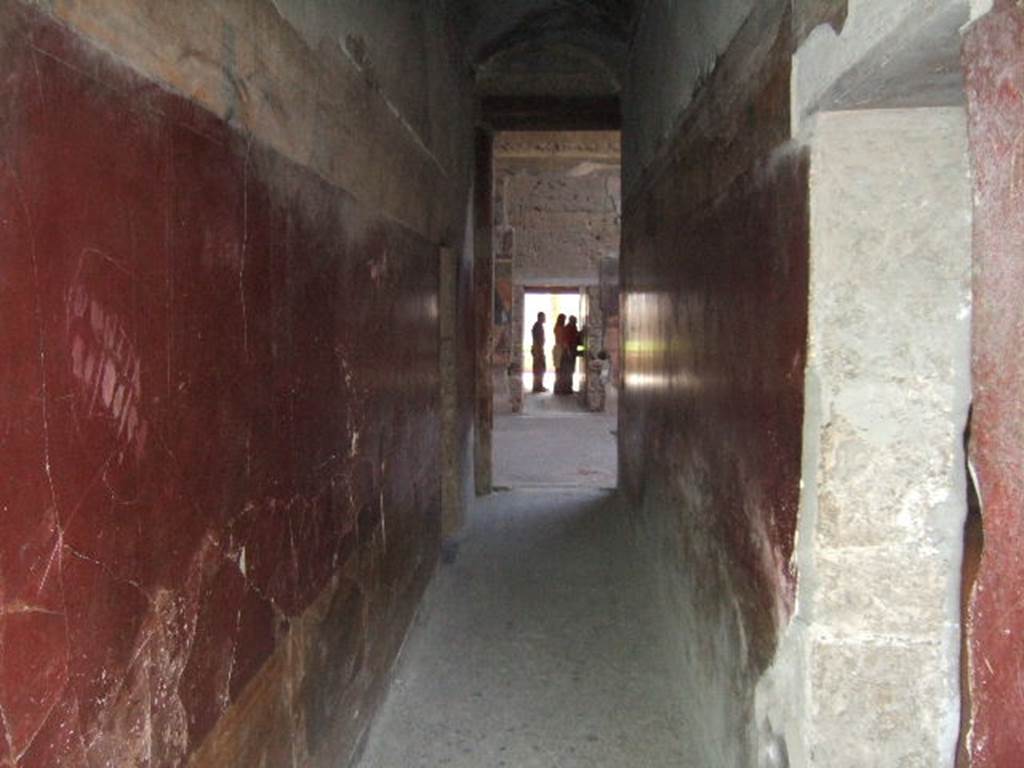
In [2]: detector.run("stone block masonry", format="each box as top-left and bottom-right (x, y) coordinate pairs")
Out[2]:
(764, 107), (972, 767)
(493, 131), (620, 287)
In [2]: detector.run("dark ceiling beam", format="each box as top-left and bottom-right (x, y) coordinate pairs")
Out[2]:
(479, 95), (621, 131)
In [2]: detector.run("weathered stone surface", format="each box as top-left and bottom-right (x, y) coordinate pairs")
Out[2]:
(807, 640), (952, 767)
(814, 548), (950, 636)
(761, 106), (971, 767)
(493, 131), (620, 285)
(793, 0), (969, 132)
(816, 412), (960, 549)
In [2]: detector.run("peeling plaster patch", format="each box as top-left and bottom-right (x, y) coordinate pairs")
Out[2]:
(970, 0), (995, 21)
(66, 280), (148, 463)
(567, 161), (615, 177)
(368, 248), (389, 285)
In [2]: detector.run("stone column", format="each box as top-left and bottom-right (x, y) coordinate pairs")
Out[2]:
(509, 284), (525, 412)
(582, 285), (606, 411)
(757, 107), (972, 767)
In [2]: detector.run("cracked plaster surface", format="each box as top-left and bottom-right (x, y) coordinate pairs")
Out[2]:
(0, 6), (446, 766)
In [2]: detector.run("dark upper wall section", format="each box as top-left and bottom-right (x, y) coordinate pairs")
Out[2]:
(477, 43), (620, 98)
(622, 0), (855, 193)
(30, 0), (475, 242)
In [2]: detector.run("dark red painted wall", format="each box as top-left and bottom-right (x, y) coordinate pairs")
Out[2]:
(472, 130), (493, 494)
(0, 6), (441, 766)
(963, 4), (1024, 765)
(620, 1), (806, 674)
(621, 153), (808, 668)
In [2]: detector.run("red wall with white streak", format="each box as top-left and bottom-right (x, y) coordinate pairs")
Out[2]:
(0, 5), (443, 765)
(963, 3), (1024, 764)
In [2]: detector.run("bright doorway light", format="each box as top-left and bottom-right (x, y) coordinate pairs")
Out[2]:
(522, 290), (584, 391)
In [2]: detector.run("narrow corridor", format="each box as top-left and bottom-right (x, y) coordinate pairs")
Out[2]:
(1, 2), (1017, 766)
(357, 489), (687, 767)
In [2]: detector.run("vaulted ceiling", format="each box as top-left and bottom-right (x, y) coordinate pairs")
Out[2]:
(447, 0), (638, 129)
(448, 0), (638, 99)
(451, 0), (634, 67)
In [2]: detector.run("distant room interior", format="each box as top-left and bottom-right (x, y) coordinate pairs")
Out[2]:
(489, 130), (621, 490)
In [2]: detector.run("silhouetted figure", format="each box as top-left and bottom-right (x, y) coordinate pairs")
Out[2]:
(552, 314), (567, 388)
(556, 315), (580, 395)
(531, 312), (548, 392)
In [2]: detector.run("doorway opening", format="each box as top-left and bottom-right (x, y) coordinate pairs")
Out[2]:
(488, 130), (621, 490)
(521, 289), (587, 397)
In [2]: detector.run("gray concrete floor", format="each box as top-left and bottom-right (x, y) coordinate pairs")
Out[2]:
(355, 488), (689, 767)
(492, 381), (618, 489)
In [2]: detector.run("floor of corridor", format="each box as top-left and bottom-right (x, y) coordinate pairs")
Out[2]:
(355, 488), (688, 767)
(492, 380), (618, 489)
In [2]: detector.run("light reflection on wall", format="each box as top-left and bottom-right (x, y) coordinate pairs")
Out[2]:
(622, 289), (682, 392)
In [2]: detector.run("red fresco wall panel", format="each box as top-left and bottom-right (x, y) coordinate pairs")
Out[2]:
(963, 3), (1024, 765)
(0, 4), (441, 765)
(619, 0), (806, 674)
(620, 152), (809, 670)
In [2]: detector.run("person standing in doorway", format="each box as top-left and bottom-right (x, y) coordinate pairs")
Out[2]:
(557, 315), (581, 394)
(531, 312), (548, 392)
(552, 314), (567, 393)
